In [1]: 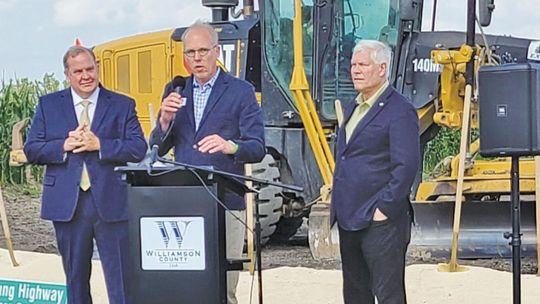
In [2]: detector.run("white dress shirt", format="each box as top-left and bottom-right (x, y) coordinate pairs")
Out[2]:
(71, 87), (100, 124)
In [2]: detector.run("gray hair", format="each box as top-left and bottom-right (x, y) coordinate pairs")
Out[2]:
(352, 40), (391, 75)
(181, 20), (218, 45)
(63, 46), (96, 70)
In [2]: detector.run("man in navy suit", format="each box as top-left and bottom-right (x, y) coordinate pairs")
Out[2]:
(149, 21), (265, 304)
(331, 40), (420, 304)
(24, 46), (147, 303)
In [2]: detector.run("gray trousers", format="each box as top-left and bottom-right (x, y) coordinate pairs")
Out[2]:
(226, 210), (246, 304)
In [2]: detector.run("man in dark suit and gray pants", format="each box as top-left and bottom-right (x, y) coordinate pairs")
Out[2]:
(25, 46), (147, 303)
(331, 40), (420, 304)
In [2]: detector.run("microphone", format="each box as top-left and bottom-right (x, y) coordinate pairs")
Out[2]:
(147, 144), (160, 174)
(148, 145), (159, 165)
(172, 76), (186, 95)
(170, 76), (186, 122)
(149, 144), (159, 164)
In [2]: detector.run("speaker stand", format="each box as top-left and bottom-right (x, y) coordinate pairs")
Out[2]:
(504, 156), (522, 304)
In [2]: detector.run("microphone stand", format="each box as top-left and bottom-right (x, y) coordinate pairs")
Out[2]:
(254, 191), (263, 304)
(153, 156), (302, 192)
(151, 156), (303, 304)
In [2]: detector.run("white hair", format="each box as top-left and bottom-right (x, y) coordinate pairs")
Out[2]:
(181, 20), (218, 45)
(352, 40), (391, 75)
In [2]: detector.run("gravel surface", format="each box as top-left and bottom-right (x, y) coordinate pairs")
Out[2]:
(0, 185), (537, 274)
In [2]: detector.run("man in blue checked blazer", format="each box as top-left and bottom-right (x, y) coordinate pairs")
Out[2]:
(149, 21), (265, 304)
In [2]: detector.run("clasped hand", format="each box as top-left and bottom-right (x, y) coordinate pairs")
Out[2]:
(63, 124), (100, 153)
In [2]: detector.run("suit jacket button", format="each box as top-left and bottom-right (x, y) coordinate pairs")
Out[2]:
(341, 156), (345, 160)
(193, 144), (198, 149)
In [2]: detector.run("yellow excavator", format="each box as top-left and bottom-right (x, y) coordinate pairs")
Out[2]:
(11, 0), (540, 262)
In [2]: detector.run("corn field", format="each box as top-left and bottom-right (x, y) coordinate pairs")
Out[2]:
(0, 74), (63, 186)
(423, 127), (461, 178)
(423, 127), (481, 179)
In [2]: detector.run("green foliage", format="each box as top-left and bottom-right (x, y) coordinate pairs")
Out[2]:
(0, 74), (62, 186)
(423, 127), (460, 178)
(423, 127), (481, 179)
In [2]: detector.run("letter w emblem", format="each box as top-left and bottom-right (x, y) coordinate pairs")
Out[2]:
(155, 220), (192, 249)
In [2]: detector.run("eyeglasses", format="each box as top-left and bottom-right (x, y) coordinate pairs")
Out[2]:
(183, 45), (217, 58)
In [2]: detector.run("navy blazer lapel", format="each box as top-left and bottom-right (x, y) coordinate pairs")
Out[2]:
(60, 89), (79, 130)
(92, 87), (112, 132)
(342, 101), (358, 127)
(344, 86), (394, 149)
(182, 78), (196, 132)
(197, 70), (228, 131)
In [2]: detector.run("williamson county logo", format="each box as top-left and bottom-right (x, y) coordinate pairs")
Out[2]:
(140, 217), (206, 270)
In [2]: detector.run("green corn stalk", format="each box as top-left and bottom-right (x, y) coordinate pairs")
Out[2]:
(423, 127), (480, 179)
(0, 74), (62, 186)
(423, 127), (460, 179)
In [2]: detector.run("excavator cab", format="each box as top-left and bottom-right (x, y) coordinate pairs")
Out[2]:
(263, 0), (412, 121)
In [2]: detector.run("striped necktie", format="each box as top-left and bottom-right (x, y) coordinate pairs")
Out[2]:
(79, 100), (91, 191)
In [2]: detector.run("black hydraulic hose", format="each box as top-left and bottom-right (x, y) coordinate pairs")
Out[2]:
(465, 0), (476, 86)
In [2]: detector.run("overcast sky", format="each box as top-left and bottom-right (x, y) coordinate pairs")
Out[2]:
(0, 0), (539, 81)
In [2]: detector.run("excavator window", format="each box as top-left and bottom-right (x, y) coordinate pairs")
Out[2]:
(263, 0), (314, 104)
(319, 0), (400, 119)
(262, 0), (403, 120)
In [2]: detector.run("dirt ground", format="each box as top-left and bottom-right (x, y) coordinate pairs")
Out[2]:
(0, 185), (538, 274)
(0, 186), (57, 253)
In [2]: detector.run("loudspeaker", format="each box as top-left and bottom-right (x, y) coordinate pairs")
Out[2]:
(478, 63), (540, 157)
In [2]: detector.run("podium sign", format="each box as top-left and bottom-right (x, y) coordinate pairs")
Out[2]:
(140, 216), (206, 270)
(118, 167), (228, 304)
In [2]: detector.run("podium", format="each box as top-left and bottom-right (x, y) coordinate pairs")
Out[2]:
(117, 159), (302, 304)
(117, 166), (238, 304)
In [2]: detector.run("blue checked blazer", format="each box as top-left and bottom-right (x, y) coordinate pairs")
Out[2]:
(149, 70), (265, 210)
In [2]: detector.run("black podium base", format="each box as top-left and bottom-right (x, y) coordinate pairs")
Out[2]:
(128, 185), (227, 304)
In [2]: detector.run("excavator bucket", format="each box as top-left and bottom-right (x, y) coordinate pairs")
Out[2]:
(308, 185), (340, 260)
(308, 202), (340, 259)
(410, 200), (537, 258)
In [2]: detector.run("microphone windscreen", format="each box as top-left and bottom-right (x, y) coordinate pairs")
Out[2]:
(172, 76), (186, 93)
